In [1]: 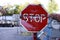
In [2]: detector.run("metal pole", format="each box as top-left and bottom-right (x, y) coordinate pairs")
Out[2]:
(33, 33), (37, 40)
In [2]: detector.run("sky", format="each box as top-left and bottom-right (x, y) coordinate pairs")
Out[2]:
(0, 0), (60, 13)
(0, 0), (49, 6)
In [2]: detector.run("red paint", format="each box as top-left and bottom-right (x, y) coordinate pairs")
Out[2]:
(21, 4), (48, 31)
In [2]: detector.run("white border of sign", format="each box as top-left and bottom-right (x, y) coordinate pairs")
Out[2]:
(20, 4), (49, 33)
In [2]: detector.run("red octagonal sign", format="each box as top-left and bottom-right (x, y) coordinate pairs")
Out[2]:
(20, 4), (48, 31)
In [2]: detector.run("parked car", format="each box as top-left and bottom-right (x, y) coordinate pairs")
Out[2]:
(0, 16), (18, 27)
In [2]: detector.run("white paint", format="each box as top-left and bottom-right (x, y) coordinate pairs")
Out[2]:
(23, 14), (46, 23)
(51, 20), (60, 29)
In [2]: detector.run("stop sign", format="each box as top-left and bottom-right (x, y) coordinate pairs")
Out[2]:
(20, 4), (48, 31)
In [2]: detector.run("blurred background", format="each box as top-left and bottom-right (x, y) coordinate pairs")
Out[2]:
(0, 0), (60, 40)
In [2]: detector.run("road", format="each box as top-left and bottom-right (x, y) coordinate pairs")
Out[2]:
(0, 27), (33, 40)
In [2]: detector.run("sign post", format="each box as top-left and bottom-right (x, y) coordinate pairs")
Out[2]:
(33, 33), (37, 40)
(20, 4), (48, 40)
